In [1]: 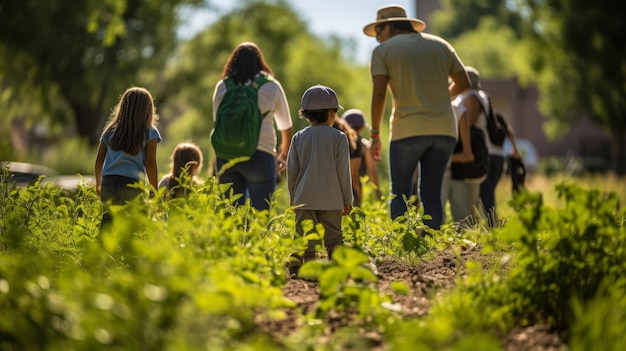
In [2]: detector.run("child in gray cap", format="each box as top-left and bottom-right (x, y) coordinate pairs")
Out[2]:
(286, 85), (353, 277)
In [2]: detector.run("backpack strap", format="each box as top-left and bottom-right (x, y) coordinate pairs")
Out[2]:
(485, 96), (495, 121)
(252, 74), (270, 89)
(224, 75), (270, 90)
(224, 77), (236, 90)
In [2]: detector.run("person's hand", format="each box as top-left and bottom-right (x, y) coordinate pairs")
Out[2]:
(512, 148), (522, 160)
(275, 153), (287, 174)
(371, 138), (382, 162)
(450, 149), (474, 163)
(342, 203), (353, 216)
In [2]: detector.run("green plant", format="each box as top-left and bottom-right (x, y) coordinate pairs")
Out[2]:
(298, 246), (398, 324)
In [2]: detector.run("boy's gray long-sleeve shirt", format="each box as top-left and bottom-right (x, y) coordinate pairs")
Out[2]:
(287, 124), (353, 210)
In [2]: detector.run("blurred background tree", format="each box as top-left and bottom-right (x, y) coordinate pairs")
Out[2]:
(516, 0), (625, 174)
(0, 0), (206, 147)
(1, 0), (623, 174)
(159, 0), (371, 169)
(0, 0), (372, 174)
(431, 0), (625, 174)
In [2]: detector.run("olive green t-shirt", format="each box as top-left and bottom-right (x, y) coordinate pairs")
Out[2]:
(370, 32), (465, 141)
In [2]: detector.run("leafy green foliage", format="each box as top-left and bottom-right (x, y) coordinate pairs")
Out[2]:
(1, 171), (625, 349)
(299, 246), (392, 322)
(515, 0), (626, 173)
(426, 182), (626, 347)
(504, 183), (626, 329)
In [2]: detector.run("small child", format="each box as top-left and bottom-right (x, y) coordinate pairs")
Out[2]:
(94, 86), (162, 228)
(287, 85), (353, 276)
(159, 142), (204, 198)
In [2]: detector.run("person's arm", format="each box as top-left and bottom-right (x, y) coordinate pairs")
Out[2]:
(144, 138), (159, 193)
(449, 69), (470, 98)
(342, 203), (353, 216)
(464, 94), (482, 126)
(212, 81), (226, 121)
(362, 140), (382, 198)
(350, 157), (362, 204)
(272, 80), (293, 173)
(504, 119), (522, 159)
(286, 139), (298, 207)
(94, 142), (107, 196)
(276, 128), (292, 173)
(336, 134), (354, 213)
(450, 113), (474, 163)
(370, 74), (388, 162)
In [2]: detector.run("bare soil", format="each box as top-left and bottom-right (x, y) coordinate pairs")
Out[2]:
(260, 245), (566, 350)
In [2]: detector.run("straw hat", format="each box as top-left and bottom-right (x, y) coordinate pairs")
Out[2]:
(363, 5), (426, 37)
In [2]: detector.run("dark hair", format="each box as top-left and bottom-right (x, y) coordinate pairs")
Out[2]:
(298, 109), (335, 124)
(221, 42), (274, 84)
(388, 21), (417, 33)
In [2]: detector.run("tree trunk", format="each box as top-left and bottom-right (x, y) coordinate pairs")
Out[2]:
(71, 102), (104, 146)
(612, 129), (626, 176)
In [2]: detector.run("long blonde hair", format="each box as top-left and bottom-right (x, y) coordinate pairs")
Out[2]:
(103, 87), (158, 155)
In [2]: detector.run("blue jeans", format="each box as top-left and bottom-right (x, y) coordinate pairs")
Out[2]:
(389, 136), (456, 230)
(215, 150), (276, 210)
(480, 155), (505, 226)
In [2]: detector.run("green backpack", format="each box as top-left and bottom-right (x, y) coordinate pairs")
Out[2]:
(211, 75), (270, 160)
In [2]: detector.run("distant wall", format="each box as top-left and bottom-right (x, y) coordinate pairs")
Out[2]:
(483, 76), (611, 164)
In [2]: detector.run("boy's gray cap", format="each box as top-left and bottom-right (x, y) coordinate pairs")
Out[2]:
(301, 85), (343, 110)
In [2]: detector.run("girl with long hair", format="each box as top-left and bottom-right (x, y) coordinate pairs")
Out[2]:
(159, 142), (203, 198)
(94, 86), (162, 227)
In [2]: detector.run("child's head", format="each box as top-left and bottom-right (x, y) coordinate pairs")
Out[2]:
(170, 142), (203, 178)
(465, 66), (481, 90)
(105, 86), (158, 155)
(341, 109), (367, 132)
(113, 86), (157, 127)
(298, 85), (342, 124)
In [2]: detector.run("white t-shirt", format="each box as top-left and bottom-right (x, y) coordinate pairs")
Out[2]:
(212, 76), (292, 156)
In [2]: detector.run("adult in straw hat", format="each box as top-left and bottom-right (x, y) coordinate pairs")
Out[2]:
(363, 4), (470, 231)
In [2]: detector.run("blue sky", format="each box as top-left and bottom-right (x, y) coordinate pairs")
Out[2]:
(178, 0), (416, 64)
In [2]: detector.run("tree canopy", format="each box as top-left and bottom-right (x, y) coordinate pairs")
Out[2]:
(0, 0), (205, 146)
(2, 0), (624, 173)
(520, 0), (625, 172)
(158, 0), (372, 162)
(431, 0), (625, 173)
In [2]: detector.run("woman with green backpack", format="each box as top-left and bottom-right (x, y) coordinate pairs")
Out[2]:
(211, 42), (293, 210)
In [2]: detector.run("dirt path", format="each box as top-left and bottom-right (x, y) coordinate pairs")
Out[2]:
(260, 246), (565, 350)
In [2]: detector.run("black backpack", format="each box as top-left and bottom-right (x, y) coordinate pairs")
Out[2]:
(484, 97), (507, 147)
(211, 75), (270, 160)
(450, 126), (488, 180)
